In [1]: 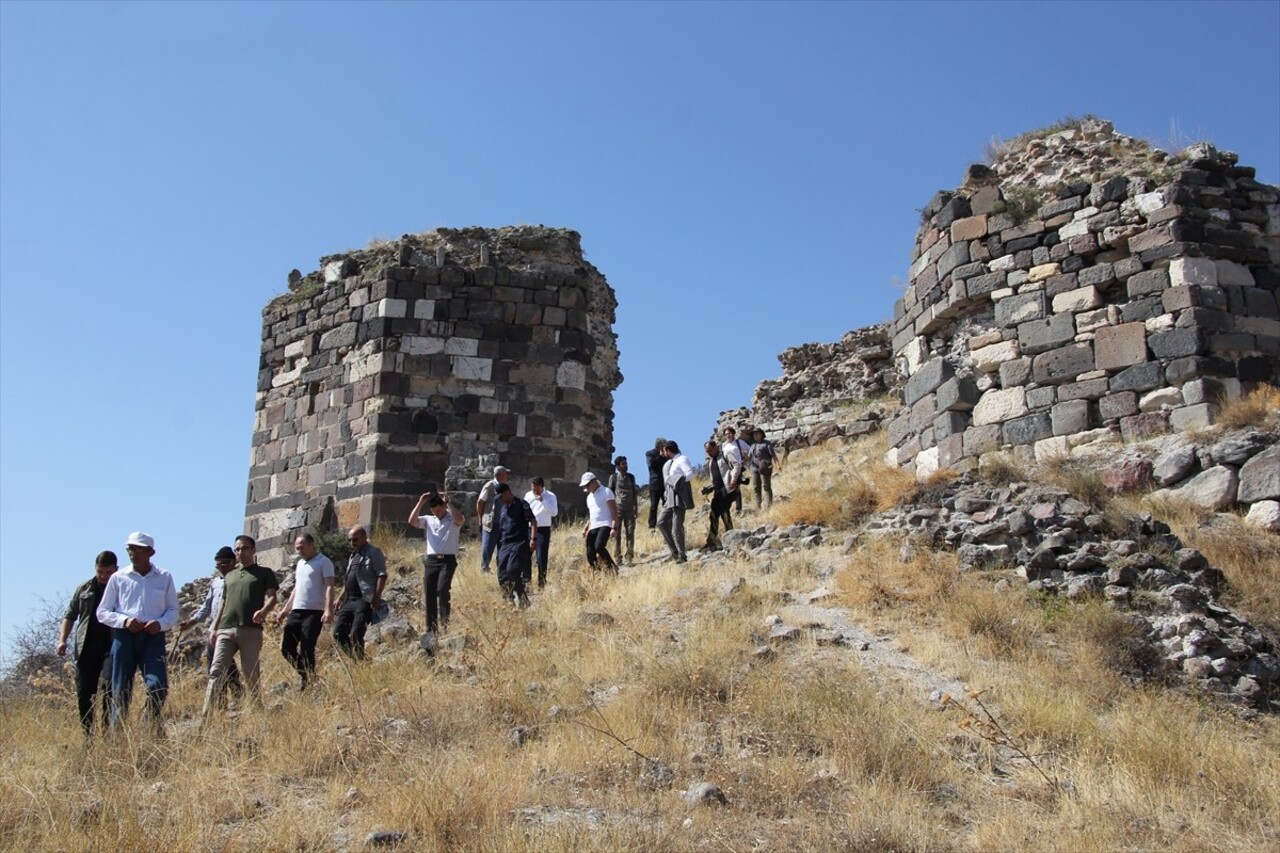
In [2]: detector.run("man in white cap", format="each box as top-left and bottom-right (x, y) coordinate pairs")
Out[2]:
(475, 465), (511, 574)
(96, 532), (180, 730)
(580, 472), (619, 573)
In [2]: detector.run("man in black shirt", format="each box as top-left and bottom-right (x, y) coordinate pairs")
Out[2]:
(645, 436), (667, 530)
(56, 551), (118, 735)
(493, 484), (537, 608)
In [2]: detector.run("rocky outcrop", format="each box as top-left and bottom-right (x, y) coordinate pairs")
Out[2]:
(718, 324), (901, 449)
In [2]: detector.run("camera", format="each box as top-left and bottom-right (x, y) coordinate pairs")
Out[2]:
(701, 485), (715, 495)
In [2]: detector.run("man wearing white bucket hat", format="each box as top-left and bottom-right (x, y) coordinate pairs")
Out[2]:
(96, 531), (179, 731)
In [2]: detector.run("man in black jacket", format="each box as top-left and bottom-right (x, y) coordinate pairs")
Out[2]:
(56, 551), (118, 735)
(645, 436), (666, 530)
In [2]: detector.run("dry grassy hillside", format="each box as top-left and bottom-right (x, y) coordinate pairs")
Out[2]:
(3, 409), (1279, 851)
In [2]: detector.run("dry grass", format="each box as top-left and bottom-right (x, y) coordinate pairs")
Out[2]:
(6, 438), (1280, 851)
(771, 433), (918, 529)
(1215, 384), (1280, 431)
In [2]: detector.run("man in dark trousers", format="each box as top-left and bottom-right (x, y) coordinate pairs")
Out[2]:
(492, 483), (537, 608)
(607, 456), (638, 564)
(333, 526), (387, 660)
(56, 550), (118, 735)
(702, 439), (741, 551)
(645, 436), (667, 530)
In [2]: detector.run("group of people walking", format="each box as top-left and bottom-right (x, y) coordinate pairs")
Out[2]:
(55, 428), (779, 735)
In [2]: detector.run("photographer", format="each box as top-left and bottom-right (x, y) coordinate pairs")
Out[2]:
(702, 440), (740, 552)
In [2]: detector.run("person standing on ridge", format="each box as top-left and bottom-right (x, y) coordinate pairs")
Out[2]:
(274, 533), (335, 691)
(524, 477), (559, 589)
(57, 550), (118, 735)
(409, 492), (464, 634)
(96, 532), (179, 731)
(475, 466), (510, 574)
(607, 456), (638, 565)
(645, 437), (666, 530)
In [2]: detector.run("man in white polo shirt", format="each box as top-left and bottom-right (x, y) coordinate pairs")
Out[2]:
(96, 531), (180, 730)
(580, 472), (619, 573)
(524, 477), (559, 589)
(409, 492), (465, 634)
(274, 533), (335, 691)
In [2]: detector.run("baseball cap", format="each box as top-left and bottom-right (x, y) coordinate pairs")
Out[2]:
(494, 466), (510, 477)
(579, 472), (597, 488)
(126, 531), (155, 550)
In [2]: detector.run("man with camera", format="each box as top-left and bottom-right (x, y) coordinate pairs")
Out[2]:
(702, 439), (741, 552)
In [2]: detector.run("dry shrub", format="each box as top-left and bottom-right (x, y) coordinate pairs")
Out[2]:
(1173, 514), (1280, 630)
(940, 583), (1043, 659)
(773, 463), (918, 529)
(835, 536), (958, 612)
(1040, 457), (1113, 510)
(1215, 383), (1280, 430)
(979, 452), (1027, 485)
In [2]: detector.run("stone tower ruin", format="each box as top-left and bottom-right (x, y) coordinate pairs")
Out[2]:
(245, 226), (621, 568)
(886, 119), (1279, 475)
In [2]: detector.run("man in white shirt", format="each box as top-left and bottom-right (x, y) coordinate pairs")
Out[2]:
(580, 472), (619, 573)
(523, 477), (559, 589)
(658, 441), (695, 564)
(722, 426), (753, 515)
(409, 492), (465, 634)
(96, 531), (180, 730)
(274, 533), (335, 690)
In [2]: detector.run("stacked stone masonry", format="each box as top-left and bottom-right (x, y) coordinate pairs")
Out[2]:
(246, 226), (621, 569)
(885, 120), (1280, 477)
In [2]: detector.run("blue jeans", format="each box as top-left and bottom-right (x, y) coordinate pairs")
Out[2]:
(481, 528), (496, 571)
(109, 629), (168, 728)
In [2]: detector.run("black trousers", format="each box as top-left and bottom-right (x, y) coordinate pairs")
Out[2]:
(585, 526), (617, 571)
(648, 482), (662, 529)
(423, 554), (458, 632)
(708, 489), (734, 545)
(281, 609), (324, 684)
(74, 642), (111, 735)
(497, 542), (531, 602)
(333, 598), (372, 659)
(534, 527), (551, 587)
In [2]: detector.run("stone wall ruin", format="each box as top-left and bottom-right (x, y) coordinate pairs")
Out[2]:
(885, 119), (1279, 476)
(246, 226), (620, 569)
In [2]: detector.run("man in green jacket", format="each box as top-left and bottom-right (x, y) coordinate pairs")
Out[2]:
(56, 550), (118, 735)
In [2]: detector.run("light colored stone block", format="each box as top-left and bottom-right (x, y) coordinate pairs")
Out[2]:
(1145, 314), (1176, 334)
(1095, 323), (1148, 371)
(1028, 263), (1062, 283)
(968, 330), (1003, 349)
(1169, 257), (1218, 287)
(1135, 191), (1166, 215)
(973, 387), (1028, 426)
(1140, 388), (1183, 412)
(377, 298), (407, 319)
(1052, 285), (1101, 313)
(413, 300), (436, 320)
(556, 361), (587, 389)
(971, 340), (1021, 373)
(403, 335), (445, 355)
(444, 337), (479, 356)
(1245, 500), (1280, 532)
(915, 446), (940, 479)
(452, 355), (493, 381)
(1035, 436), (1071, 462)
(901, 336), (928, 374)
(1170, 403), (1216, 431)
(989, 255), (1015, 272)
(1059, 220), (1089, 239)
(1076, 308), (1110, 334)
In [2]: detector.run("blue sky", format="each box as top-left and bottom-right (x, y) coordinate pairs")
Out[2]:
(2, 1), (1277, 660)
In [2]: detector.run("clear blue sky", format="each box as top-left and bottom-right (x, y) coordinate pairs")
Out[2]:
(2, 1), (1277, 660)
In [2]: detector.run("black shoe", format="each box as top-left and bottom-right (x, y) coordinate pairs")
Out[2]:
(675, 556), (688, 564)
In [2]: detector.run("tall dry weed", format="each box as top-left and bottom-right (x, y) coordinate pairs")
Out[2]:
(1215, 384), (1280, 430)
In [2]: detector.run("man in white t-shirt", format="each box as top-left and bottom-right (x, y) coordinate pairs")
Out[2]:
(274, 533), (335, 691)
(579, 472), (619, 573)
(523, 477), (559, 589)
(410, 492), (465, 634)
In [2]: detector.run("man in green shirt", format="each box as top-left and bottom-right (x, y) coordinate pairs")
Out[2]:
(201, 534), (278, 719)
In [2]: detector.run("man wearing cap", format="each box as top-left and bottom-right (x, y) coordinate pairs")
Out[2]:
(475, 466), (511, 574)
(492, 483), (537, 607)
(180, 546), (242, 693)
(658, 441), (695, 564)
(96, 532), (180, 730)
(580, 473), (619, 573)
(274, 533), (335, 690)
(56, 550), (118, 736)
(202, 535), (279, 717)
(523, 477), (559, 589)
(409, 492), (464, 634)
(607, 457), (638, 565)
(333, 526), (387, 659)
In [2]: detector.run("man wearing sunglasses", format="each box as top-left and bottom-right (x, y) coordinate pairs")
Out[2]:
(333, 526), (387, 659)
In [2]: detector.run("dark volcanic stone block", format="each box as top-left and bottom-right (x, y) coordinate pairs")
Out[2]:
(1033, 343), (1096, 385)
(1002, 413), (1053, 445)
(1018, 313), (1076, 355)
(904, 357), (955, 406)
